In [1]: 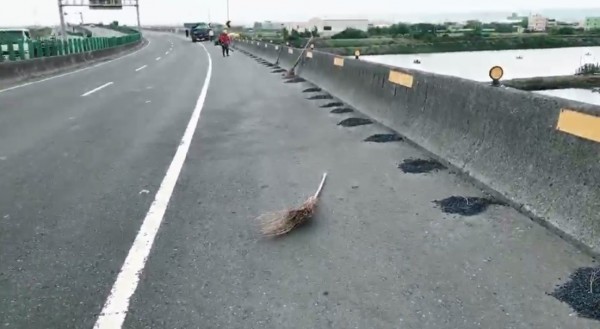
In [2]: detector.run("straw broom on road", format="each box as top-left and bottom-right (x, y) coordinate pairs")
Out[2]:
(259, 172), (328, 236)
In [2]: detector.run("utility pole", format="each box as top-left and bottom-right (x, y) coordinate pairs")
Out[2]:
(136, 0), (143, 37)
(58, 0), (67, 42)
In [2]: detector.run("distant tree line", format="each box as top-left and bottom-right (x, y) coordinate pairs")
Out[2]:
(282, 26), (319, 41)
(327, 19), (600, 40)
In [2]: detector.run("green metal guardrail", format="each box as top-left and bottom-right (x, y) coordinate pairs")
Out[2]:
(0, 33), (141, 62)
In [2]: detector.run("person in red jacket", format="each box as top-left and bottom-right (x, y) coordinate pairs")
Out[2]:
(219, 30), (231, 57)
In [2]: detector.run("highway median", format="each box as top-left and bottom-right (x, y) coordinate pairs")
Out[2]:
(0, 33), (145, 89)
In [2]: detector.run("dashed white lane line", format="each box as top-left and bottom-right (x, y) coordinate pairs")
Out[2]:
(93, 43), (213, 329)
(0, 40), (151, 94)
(135, 65), (147, 72)
(81, 82), (113, 97)
(165, 51), (169, 55)
(155, 56), (161, 61)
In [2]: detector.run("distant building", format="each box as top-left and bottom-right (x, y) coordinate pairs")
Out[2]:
(283, 18), (369, 37)
(368, 20), (393, 29)
(557, 21), (578, 27)
(528, 14), (548, 32)
(585, 17), (600, 30)
(369, 23), (391, 29)
(506, 12), (526, 21)
(255, 21), (285, 31)
(446, 22), (465, 31)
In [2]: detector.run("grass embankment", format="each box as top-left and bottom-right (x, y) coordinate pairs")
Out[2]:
(503, 75), (600, 90)
(244, 34), (600, 56)
(316, 35), (600, 56)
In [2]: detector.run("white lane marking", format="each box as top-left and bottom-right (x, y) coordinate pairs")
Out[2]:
(93, 43), (213, 329)
(135, 65), (147, 72)
(0, 40), (152, 95)
(165, 51), (169, 55)
(81, 82), (113, 97)
(155, 56), (161, 61)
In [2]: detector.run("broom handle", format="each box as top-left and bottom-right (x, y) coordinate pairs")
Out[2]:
(313, 172), (328, 198)
(290, 36), (314, 72)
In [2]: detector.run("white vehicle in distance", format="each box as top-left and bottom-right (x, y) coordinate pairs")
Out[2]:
(0, 28), (32, 60)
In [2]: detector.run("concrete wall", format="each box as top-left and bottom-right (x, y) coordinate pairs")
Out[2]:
(0, 39), (143, 85)
(235, 39), (600, 254)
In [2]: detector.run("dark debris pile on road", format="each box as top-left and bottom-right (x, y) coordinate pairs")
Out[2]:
(399, 158), (446, 173)
(338, 118), (373, 127)
(321, 102), (344, 108)
(364, 134), (403, 143)
(284, 77), (306, 83)
(303, 87), (322, 93)
(434, 196), (500, 216)
(308, 94), (333, 100)
(550, 266), (600, 321)
(330, 107), (353, 114)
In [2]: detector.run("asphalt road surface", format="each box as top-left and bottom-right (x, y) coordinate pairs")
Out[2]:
(0, 31), (597, 329)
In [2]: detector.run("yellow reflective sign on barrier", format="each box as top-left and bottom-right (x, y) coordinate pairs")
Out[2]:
(334, 57), (344, 67)
(388, 70), (414, 88)
(556, 109), (600, 143)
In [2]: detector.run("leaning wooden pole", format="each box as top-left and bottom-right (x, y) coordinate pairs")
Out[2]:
(286, 36), (314, 78)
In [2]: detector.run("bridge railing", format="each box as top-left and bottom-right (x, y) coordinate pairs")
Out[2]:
(0, 33), (141, 63)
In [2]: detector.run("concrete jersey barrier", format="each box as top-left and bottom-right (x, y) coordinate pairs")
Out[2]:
(235, 39), (600, 255)
(0, 38), (143, 85)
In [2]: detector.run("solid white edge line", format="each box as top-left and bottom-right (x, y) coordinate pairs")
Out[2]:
(81, 82), (114, 97)
(0, 39), (152, 94)
(155, 56), (161, 61)
(93, 43), (213, 329)
(135, 65), (148, 72)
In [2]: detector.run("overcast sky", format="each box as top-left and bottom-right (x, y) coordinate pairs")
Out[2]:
(2, 0), (600, 27)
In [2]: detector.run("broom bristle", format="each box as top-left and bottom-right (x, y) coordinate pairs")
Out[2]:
(259, 196), (317, 236)
(258, 172), (327, 237)
(284, 69), (295, 78)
